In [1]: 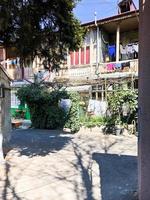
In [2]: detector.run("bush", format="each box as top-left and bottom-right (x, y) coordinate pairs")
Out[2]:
(81, 115), (104, 128)
(17, 84), (80, 133)
(107, 90), (138, 125)
(63, 92), (80, 133)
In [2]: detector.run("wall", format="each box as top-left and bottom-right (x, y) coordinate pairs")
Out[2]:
(0, 68), (11, 143)
(120, 29), (138, 45)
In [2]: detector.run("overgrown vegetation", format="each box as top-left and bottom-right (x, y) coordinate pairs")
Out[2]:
(0, 0), (85, 70)
(17, 85), (138, 134)
(17, 84), (80, 132)
(102, 90), (138, 134)
(107, 90), (138, 125)
(80, 115), (104, 128)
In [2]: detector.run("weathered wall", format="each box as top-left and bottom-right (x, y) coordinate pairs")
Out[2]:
(109, 29), (138, 45)
(0, 68), (11, 143)
(120, 29), (138, 45)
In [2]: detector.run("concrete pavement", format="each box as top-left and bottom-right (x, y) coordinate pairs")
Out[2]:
(0, 129), (137, 200)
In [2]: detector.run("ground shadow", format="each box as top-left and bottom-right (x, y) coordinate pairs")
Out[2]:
(92, 153), (137, 200)
(1, 162), (22, 200)
(9, 129), (72, 157)
(71, 141), (93, 200)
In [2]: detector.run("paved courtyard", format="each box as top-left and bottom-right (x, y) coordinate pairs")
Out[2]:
(0, 129), (137, 200)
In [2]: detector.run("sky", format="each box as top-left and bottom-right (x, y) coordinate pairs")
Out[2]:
(74, 0), (139, 24)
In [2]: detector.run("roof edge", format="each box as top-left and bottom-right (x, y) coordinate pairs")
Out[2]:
(82, 10), (139, 27)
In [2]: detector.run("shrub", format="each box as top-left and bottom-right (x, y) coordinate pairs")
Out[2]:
(81, 115), (104, 128)
(64, 92), (80, 133)
(17, 84), (80, 132)
(107, 90), (138, 125)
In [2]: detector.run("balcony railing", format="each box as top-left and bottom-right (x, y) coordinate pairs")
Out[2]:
(61, 59), (139, 80)
(99, 59), (138, 74)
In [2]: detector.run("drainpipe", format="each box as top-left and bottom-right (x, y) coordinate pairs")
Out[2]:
(95, 12), (99, 76)
(116, 23), (120, 62)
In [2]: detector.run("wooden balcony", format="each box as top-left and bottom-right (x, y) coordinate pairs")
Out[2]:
(99, 59), (138, 74)
(58, 59), (139, 81)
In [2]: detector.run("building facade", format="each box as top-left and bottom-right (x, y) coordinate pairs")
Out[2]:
(0, 0), (139, 115)
(55, 0), (139, 103)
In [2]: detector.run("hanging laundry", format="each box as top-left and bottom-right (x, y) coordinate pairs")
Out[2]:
(108, 45), (116, 61)
(133, 43), (139, 52)
(127, 44), (134, 59)
(121, 61), (130, 68)
(115, 63), (122, 72)
(115, 63), (122, 69)
(121, 61), (130, 72)
(120, 44), (128, 60)
(133, 51), (138, 59)
(132, 43), (139, 59)
(106, 63), (115, 71)
(87, 100), (107, 116)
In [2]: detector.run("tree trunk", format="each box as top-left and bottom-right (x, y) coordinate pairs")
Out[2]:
(139, 0), (150, 199)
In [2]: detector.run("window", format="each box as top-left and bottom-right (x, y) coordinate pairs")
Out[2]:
(0, 48), (4, 61)
(11, 91), (20, 108)
(70, 51), (74, 66)
(92, 30), (97, 43)
(86, 46), (90, 64)
(0, 87), (4, 98)
(81, 48), (84, 65)
(98, 92), (102, 100)
(85, 32), (90, 45)
(75, 50), (79, 65)
(98, 85), (102, 90)
(92, 92), (96, 99)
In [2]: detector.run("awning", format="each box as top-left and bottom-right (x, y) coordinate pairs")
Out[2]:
(11, 80), (30, 88)
(66, 85), (91, 92)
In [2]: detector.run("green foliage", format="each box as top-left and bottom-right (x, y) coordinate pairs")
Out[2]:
(81, 115), (104, 128)
(107, 90), (138, 124)
(0, 0), (85, 69)
(64, 92), (80, 133)
(17, 84), (80, 132)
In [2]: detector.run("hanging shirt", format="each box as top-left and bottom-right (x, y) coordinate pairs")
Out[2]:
(106, 63), (115, 71)
(127, 44), (134, 54)
(115, 63), (122, 69)
(133, 43), (139, 52)
(120, 44), (127, 55)
(108, 45), (116, 57)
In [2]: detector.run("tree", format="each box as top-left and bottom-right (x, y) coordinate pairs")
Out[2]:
(0, 0), (85, 71)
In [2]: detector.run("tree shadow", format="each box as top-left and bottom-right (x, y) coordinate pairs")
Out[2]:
(9, 129), (72, 157)
(71, 141), (93, 200)
(1, 162), (22, 200)
(92, 153), (137, 200)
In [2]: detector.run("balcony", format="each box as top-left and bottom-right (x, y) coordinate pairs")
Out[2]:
(62, 59), (138, 81)
(99, 59), (138, 75)
(69, 65), (92, 80)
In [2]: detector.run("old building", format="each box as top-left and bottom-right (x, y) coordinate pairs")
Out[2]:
(0, 65), (11, 162)
(55, 0), (139, 104)
(0, 0), (139, 117)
